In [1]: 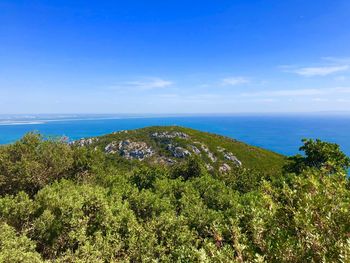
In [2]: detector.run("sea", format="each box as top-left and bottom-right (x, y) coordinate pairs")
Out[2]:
(0, 114), (350, 157)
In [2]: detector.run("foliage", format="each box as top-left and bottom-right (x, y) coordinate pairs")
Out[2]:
(0, 222), (43, 263)
(0, 133), (105, 196)
(0, 129), (349, 262)
(286, 138), (350, 174)
(170, 156), (205, 180)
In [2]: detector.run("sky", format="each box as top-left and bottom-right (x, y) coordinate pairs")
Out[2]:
(1, 0), (350, 114)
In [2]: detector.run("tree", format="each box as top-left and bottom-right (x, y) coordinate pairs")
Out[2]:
(0, 133), (74, 195)
(0, 133), (105, 196)
(171, 157), (204, 180)
(285, 139), (350, 174)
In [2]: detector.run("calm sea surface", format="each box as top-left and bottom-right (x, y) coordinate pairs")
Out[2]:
(1, 115), (350, 156)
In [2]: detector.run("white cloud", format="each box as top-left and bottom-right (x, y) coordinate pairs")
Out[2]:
(241, 88), (320, 97)
(157, 93), (179, 98)
(125, 77), (173, 90)
(241, 87), (350, 97)
(221, 77), (250, 86)
(292, 65), (349, 76)
(109, 77), (173, 91)
(282, 59), (349, 77)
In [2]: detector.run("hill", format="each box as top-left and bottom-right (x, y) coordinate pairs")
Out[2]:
(72, 126), (286, 175)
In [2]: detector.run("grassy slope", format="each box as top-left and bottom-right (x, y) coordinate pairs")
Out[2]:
(89, 126), (286, 174)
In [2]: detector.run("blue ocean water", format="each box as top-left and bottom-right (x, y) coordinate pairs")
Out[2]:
(1, 115), (350, 157)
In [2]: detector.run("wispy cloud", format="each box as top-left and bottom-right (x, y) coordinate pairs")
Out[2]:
(221, 76), (250, 86)
(292, 65), (348, 76)
(282, 58), (349, 76)
(125, 77), (173, 90)
(109, 77), (173, 91)
(241, 87), (350, 97)
(241, 88), (321, 97)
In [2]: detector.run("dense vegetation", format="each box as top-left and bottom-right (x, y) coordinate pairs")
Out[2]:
(0, 127), (349, 262)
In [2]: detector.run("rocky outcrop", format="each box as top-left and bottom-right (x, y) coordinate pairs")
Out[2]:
(200, 144), (217, 162)
(70, 137), (98, 147)
(71, 130), (242, 169)
(151, 131), (189, 139)
(224, 152), (242, 166)
(219, 163), (231, 173)
(105, 140), (154, 160)
(189, 145), (201, 155)
(167, 144), (191, 158)
(216, 146), (242, 166)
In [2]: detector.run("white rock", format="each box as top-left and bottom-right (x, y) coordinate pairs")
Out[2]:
(105, 140), (154, 160)
(70, 137), (99, 147)
(167, 144), (191, 158)
(151, 131), (189, 139)
(190, 145), (201, 154)
(219, 163), (231, 173)
(200, 144), (217, 162)
(224, 152), (242, 166)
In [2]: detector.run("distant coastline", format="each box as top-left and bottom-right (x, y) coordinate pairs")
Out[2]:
(1, 111), (350, 124)
(0, 121), (46, 126)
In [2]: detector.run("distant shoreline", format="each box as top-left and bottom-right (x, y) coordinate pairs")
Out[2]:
(1, 112), (350, 124)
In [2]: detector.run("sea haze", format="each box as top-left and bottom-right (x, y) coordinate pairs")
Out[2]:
(0, 114), (350, 157)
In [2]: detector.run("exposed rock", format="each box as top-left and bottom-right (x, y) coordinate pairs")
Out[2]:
(217, 146), (225, 152)
(167, 144), (191, 158)
(224, 152), (242, 166)
(70, 137), (98, 147)
(219, 163), (231, 173)
(104, 142), (118, 154)
(112, 130), (128, 135)
(189, 145), (201, 154)
(216, 146), (242, 166)
(200, 144), (217, 162)
(151, 131), (189, 139)
(105, 140), (154, 160)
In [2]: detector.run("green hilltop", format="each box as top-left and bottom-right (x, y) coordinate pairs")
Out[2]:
(74, 126), (286, 175)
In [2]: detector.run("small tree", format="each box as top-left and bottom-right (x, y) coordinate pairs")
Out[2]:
(171, 157), (204, 180)
(285, 139), (350, 174)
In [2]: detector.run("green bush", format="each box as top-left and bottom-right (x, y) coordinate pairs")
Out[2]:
(0, 133), (106, 196)
(0, 132), (349, 262)
(285, 138), (350, 174)
(0, 222), (43, 263)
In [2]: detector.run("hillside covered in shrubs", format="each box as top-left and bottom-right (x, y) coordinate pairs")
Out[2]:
(0, 126), (350, 262)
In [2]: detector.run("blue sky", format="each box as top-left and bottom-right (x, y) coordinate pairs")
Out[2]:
(1, 0), (350, 114)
